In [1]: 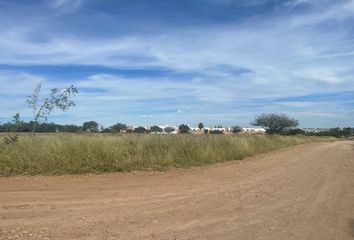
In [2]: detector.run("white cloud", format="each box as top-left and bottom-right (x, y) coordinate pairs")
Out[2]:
(0, 5), (353, 91)
(293, 67), (349, 84)
(44, 0), (83, 12)
(288, 0), (354, 27)
(283, 0), (320, 8)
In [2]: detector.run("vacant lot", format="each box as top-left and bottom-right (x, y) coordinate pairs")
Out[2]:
(1, 141), (353, 239)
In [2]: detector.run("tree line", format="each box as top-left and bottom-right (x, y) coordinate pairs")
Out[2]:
(2, 83), (353, 138)
(1, 114), (353, 138)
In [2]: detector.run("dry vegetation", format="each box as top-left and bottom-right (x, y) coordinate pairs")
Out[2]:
(0, 134), (324, 176)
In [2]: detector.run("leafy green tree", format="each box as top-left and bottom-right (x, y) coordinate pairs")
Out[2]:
(231, 125), (242, 133)
(342, 127), (353, 137)
(83, 121), (99, 132)
(133, 126), (147, 133)
(164, 126), (175, 134)
(150, 125), (163, 133)
(26, 83), (78, 133)
(252, 113), (298, 134)
(110, 123), (127, 133)
(198, 122), (204, 130)
(178, 124), (190, 134)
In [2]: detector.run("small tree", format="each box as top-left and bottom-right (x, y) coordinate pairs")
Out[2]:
(178, 124), (190, 134)
(133, 126), (147, 133)
(110, 123), (127, 133)
(198, 122), (204, 130)
(12, 113), (24, 132)
(231, 125), (242, 133)
(26, 83), (78, 133)
(252, 113), (298, 134)
(164, 126), (175, 134)
(83, 121), (99, 132)
(150, 125), (163, 133)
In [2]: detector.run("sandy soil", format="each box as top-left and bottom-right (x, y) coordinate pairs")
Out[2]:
(1, 141), (354, 240)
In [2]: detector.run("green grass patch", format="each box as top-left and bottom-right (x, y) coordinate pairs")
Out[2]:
(0, 134), (325, 176)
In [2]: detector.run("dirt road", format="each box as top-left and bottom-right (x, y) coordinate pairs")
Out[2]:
(1, 141), (354, 240)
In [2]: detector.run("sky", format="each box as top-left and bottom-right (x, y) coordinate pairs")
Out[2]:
(0, 0), (353, 128)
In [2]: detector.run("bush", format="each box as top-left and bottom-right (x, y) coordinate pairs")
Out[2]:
(3, 135), (19, 145)
(164, 127), (176, 134)
(150, 126), (163, 133)
(282, 128), (306, 135)
(133, 126), (147, 133)
(110, 123), (127, 133)
(231, 126), (242, 133)
(179, 124), (190, 134)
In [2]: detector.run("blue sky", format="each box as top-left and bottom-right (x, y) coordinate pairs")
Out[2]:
(0, 0), (354, 127)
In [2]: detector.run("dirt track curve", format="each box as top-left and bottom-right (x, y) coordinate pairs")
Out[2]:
(1, 141), (354, 240)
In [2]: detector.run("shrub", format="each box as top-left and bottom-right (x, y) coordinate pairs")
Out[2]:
(4, 135), (19, 145)
(231, 126), (242, 133)
(134, 126), (147, 133)
(178, 124), (190, 134)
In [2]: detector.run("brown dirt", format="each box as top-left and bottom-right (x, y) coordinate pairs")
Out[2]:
(1, 141), (354, 240)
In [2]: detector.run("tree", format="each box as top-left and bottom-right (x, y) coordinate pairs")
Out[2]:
(178, 124), (190, 134)
(252, 113), (299, 134)
(198, 122), (204, 130)
(133, 126), (147, 133)
(61, 124), (82, 133)
(164, 126), (175, 134)
(150, 125), (163, 133)
(11, 113), (23, 132)
(110, 123), (127, 133)
(342, 127), (353, 137)
(26, 83), (78, 133)
(83, 121), (99, 132)
(231, 125), (242, 133)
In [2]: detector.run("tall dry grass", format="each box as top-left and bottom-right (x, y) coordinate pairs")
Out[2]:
(0, 134), (321, 176)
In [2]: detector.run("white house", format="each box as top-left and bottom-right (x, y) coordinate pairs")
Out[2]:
(242, 128), (266, 133)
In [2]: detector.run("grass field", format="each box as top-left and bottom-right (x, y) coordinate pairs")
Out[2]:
(0, 134), (324, 176)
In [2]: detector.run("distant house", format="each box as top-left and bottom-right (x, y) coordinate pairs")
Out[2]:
(242, 128), (266, 134)
(212, 127), (226, 132)
(301, 128), (329, 133)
